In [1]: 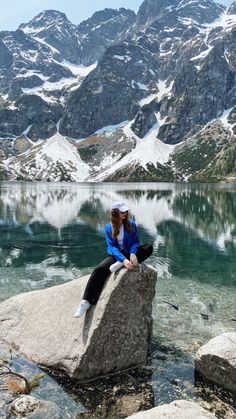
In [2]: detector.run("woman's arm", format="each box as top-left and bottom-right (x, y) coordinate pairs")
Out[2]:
(104, 225), (126, 262)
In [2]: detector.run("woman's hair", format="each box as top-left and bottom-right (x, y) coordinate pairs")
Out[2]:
(111, 209), (133, 237)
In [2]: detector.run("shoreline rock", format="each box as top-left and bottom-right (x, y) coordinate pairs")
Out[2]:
(125, 400), (217, 418)
(195, 332), (236, 393)
(0, 263), (157, 382)
(9, 395), (59, 418)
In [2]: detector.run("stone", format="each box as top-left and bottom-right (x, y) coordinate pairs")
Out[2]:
(195, 332), (236, 392)
(109, 394), (146, 418)
(9, 395), (59, 418)
(78, 393), (148, 419)
(0, 264), (156, 381)
(9, 395), (42, 416)
(125, 400), (216, 419)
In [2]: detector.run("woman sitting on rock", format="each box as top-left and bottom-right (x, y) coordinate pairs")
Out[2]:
(74, 201), (153, 317)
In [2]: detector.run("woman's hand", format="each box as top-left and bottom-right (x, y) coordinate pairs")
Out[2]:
(124, 259), (134, 270)
(130, 253), (138, 267)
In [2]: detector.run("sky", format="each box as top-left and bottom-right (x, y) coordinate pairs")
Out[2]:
(0, 0), (233, 31)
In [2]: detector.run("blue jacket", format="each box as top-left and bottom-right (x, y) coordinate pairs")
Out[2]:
(104, 221), (141, 262)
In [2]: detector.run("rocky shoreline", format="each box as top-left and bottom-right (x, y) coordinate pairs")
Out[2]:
(1, 344), (235, 418)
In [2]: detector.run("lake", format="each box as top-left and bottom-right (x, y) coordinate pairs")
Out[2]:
(0, 181), (235, 416)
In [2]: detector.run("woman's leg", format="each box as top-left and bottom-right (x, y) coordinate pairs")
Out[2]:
(136, 244), (153, 264)
(83, 256), (116, 305)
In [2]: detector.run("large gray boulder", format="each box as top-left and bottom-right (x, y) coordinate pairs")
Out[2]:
(125, 400), (216, 419)
(195, 332), (236, 392)
(0, 264), (156, 381)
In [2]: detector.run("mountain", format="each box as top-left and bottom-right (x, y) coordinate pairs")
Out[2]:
(0, 0), (236, 183)
(76, 8), (136, 65)
(60, 0), (226, 139)
(0, 8), (135, 145)
(19, 8), (136, 66)
(5, 133), (90, 181)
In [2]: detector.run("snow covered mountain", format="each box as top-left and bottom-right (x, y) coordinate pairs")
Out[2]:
(5, 133), (90, 181)
(19, 8), (135, 66)
(0, 0), (236, 182)
(0, 8), (135, 143)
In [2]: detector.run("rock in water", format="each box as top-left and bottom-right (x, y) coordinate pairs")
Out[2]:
(9, 395), (59, 418)
(195, 332), (236, 392)
(125, 400), (216, 418)
(0, 264), (156, 381)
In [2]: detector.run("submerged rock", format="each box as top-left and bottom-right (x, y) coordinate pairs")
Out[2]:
(125, 399), (216, 418)
(0, 264), (156, 381)
(195, 332), (236, 392)
(10, 395), (41, 416)
(9, 395), (59, 418)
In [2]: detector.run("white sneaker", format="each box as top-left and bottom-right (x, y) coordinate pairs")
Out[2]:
(109, 261), (124, 273)
(74, 300), (91, 318)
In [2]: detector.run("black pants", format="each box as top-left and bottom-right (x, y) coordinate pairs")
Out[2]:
(83, 244), (153, 305)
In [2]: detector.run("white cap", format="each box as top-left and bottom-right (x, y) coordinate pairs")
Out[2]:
(112, 201), (129, 212)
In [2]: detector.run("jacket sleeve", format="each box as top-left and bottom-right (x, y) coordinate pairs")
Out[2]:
(104, 225), (126, 262)
(130, 222), (141, 254)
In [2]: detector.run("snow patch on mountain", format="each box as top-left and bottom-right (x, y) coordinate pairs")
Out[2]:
(178, 17), (198, 26)
(16, 70), (49, 81)
(6, 133), (90, 181)
(218, 107), (235, 135)
(37, 134), (89, 179)
(22, 77), (76, 99)
(139, 80), (173, 107)
(92, 122), (175, 181)
(198, 107), (235, 136)
(156, 80), (174, 101)
(139, 94), (157, 107)
(21, 61), (97, 102)
(34, 36), (60, 53)
(61, 60), (97, 77)
(21, 125), (34, 138)
(132, 80), (149, 90)
(189, 7), (236, 65)
(94, 120), (129, 135)
(205, 9), (236, 32)
(190, 45), (213, 62)
(21, 86), (59, 103)
(20, 50), (38, 63)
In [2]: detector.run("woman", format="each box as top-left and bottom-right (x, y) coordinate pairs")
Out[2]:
(74, 201), (153, 317)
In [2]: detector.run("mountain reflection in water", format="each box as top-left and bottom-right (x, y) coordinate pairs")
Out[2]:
(0, 182), (236, 285)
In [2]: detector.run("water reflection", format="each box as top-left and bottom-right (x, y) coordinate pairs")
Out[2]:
(172, 189), (236, 246)
(0, 182), (236, 289)
(1, 182), (235, 240)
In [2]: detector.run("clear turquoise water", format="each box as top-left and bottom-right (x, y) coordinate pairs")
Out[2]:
(0, 182), (235, 415)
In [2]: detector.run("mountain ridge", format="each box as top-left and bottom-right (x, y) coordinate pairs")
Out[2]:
(0, 0), (236, 183)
